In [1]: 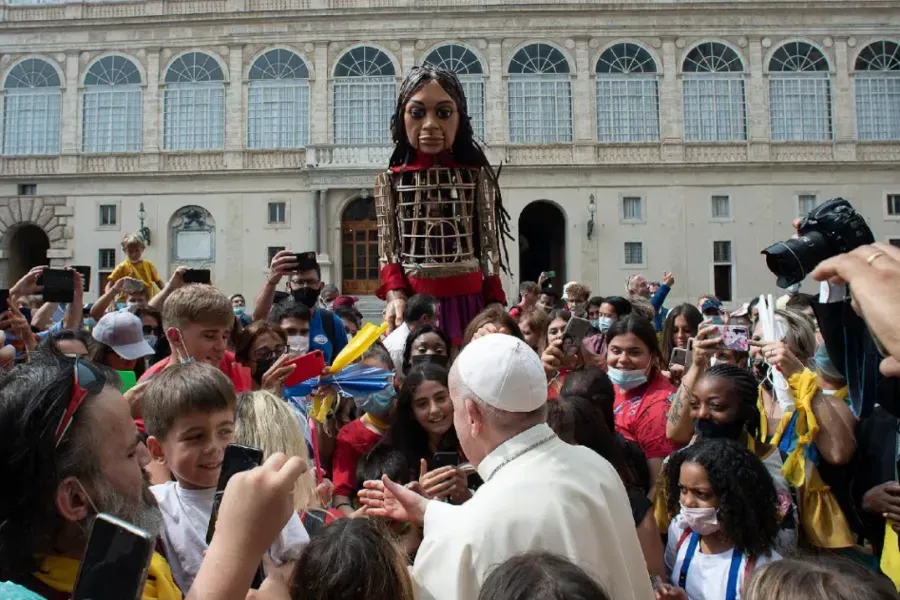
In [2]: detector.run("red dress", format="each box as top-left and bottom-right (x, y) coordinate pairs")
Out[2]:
(612, 371), (680, 460)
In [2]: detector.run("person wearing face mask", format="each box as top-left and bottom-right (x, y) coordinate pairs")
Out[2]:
(253, 251), (348, 365)
(564, 283), (591, 319)
(230, 294), (253, 327)
(658, 439), (783, 600)
(402, 324), (451, 374)
(234, 321), (298, 393)
(607, 315), (680, 493)
(585, 296), (632, 367)
(331, 376), (399, 517)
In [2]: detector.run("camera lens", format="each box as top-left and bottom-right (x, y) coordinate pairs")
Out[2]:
(761, 231), (833, 289)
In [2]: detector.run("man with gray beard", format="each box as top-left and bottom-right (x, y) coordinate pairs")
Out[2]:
(0, 353), (181, 600)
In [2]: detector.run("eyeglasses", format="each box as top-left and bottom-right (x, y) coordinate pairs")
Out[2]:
(142, 325), (160, 336)
(253, 345), (288, 361)
(55, 359), (105, 447)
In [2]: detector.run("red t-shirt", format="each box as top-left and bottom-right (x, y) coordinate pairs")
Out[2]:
(613, 371), (679, 460)
(140, 351), (251, 393)
(332, 418), (384, 498)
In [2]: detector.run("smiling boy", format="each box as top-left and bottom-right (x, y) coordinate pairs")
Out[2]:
(144, 363), (308, 592)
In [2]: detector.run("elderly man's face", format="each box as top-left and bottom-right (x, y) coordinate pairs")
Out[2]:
(631, 276), (649, 298)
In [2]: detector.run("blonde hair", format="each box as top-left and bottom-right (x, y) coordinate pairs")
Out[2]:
(565, 283), (591, 301)
(519, 308), (550, 354)
(234, 390), (319, 511)
(121, 232), (145, 250)
(162, 284), (233, 331)
(774, 308), (817, 362)
(745, 556), (898, 600)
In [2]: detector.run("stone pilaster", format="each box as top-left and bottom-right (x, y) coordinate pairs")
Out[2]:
(224, 45), (244, 160)
(486, 40), (507, 145)
(572, 38), (593, 143)
(311, 42), (329, 145)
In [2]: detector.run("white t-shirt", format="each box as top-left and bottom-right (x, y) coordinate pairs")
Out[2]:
(665, 515), (781, 600)
(383, 322), (410, 374)
(152, 481), (309, 592)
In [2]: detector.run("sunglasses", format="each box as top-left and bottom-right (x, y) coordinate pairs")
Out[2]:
(55, 359), (105, 447)
(142, 325), (160, 336)
(253, 345), (288, 361)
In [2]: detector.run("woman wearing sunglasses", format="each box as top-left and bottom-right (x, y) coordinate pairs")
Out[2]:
(234, 321), (297, 393)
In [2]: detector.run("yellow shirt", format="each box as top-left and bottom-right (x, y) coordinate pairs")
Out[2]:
(109, 259), (161, 297)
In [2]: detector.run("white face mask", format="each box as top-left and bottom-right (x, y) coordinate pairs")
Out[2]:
(607, 367), (648, 391)
(709, 357), (720, 367)
(821, 388), (841, 396)
(144, 334), (158, 349)
(598, 316), (614, 333)
(680, 504), (720, 535)
(288, 335), (309, 354)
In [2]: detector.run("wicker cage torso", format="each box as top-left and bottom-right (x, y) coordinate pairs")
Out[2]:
(375, 167), (490, 279)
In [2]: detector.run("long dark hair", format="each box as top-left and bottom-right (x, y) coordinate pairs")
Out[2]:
(660, 303), (703, 365)
(388, 66), (511, 272)
(390, 363), (458, 477)
(607, 314), (662, 365)
(402, 324), (450, 374)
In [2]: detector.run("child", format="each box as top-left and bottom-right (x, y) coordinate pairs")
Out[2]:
(145, 363), (309, 592)
(658, 438), (782, 600)
(107, 233), (165, 298)
(139, 284), (249, 392)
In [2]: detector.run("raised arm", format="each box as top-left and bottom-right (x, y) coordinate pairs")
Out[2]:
(666, 325), (721, 444)
(62, 267), (84, 331)
(253, 251), (298, 322)
(149, 266), (188, 311)
(651, 271), (674, 312)
(31, 301), (58, 330)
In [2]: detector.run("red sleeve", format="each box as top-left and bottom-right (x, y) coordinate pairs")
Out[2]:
(483, 274), (507, 306)
(332, 421), (383, 498)
(634, 394), (679, 459)
(376, 263), (408, 300)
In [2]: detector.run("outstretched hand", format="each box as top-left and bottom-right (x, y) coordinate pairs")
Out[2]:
(358, 475), (429, 527)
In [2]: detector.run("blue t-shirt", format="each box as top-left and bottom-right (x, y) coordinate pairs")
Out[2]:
(309, 308), (348, 365)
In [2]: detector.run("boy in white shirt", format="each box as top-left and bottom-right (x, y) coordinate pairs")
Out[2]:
(144, 362), (308, 592)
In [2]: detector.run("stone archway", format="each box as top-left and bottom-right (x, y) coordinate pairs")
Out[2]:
(518, 200), (566, 286)
(340, 194), (379, 295)
(0, 196), (73, 288)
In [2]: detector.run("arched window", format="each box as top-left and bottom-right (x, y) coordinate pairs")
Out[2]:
(423, 44), (485, 140)
(682, 42), (746, 142)
(163, 52), (225, 151)
(595, 42), (659, 143)
(333, 46), (396, 145)
(82, 56), (142, 153)
(247, 49), (310, 149)
(855, 40), (900, 141)
(2, 58), (61, 155)
(768, 42), (832, 141)
(508, 43), (573, 144)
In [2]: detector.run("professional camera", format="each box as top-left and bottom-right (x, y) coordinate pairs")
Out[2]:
(762, 197), (874, 289)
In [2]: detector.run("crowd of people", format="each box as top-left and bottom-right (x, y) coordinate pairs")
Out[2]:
(1, 227), (900, 600)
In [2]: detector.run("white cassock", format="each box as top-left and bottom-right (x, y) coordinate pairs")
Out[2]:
(412, 423), (655, 600)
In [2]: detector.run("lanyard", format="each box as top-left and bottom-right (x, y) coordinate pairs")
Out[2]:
(678, 532), (744, 600)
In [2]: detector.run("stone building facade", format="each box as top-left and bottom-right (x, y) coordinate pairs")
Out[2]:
(0, 0), (899, 306)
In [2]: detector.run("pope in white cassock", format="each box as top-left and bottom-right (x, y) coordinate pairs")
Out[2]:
(360, 333), (655, 600)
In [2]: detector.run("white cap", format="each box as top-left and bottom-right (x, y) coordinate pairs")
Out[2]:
(455, 334), (546, 413)
(92, 310), (155, 361)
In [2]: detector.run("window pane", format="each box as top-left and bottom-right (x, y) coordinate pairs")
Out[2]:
(714, 264), (733, 302)
(508, 76), (573, 144)
(99, 248), (116, 270)
(268, 202), (286, 223)
(100, 205), (117, 226)
(711, 195), (731, 219)
(267, 246), (285, 264)
(82, 88), (142, 153)
(856, 76), (900, 141)
(799, 194), (818, 216)
(683, 77), (747, 142)
(623, 197), (642, 220)
(769, 76), (832, 141)
(163, 84), (225, 150)
(624, 242), (643, 265)
(248, 81), (309, 149)
(888, 194), (900, 216)
(596, 78), (659, 143)
(333, 78), (395, 145)
(713, 241), (732, 263)
(2, 89), (61, 155)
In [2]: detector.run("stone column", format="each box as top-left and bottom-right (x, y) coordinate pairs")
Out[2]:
(59, 51), (80, 173)
(400, 40), (416, 75)
(224, 45), (244, 168)
(659, 38), (684, 162)
(310, 42), (329, 146)
(747, 37), (770, 161)
(142, 49), (161, 169)
(832, 37), (856, 156)
(485, 40), (507, 147)
(572, 38), (593, 143)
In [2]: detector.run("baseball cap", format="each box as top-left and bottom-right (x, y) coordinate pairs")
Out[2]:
(92, 311), (155, 360)
(332, 295), (359, 310)
(455, 334), (546, 413)
(700, 298), (723, 314)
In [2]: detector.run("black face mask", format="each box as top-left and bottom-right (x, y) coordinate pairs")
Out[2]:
(253, 356), (277, 384)
(292, 287), (321, 309)
(411, 354), (450, 369)
(695, 418), (745, 441)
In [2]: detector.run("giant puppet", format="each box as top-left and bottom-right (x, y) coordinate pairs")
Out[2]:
(375, 66), (510, 346)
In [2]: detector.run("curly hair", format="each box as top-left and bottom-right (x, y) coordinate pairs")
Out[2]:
(664, 438), (780, 559)
(700, 363), (762, 439)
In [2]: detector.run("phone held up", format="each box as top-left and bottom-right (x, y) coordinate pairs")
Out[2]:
(183, 269), (211, 285)
(72, 513), (154, 600)
(561, 316), (591, 356)
(37, 268), (75, 304)
(432, 451), (461, 470)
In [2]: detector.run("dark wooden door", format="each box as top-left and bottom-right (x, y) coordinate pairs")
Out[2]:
(341, 220), (380, 295)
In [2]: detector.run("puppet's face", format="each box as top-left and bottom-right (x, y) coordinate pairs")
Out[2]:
(404, 80), (459, 154)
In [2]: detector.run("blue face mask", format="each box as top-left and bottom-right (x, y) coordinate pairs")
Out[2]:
(234, 307), (246, 316)
(598, 316), (614, 333)
(590, 319), (601, 330)
(607, 367), (648, 391)
(356, 384), (396, 417)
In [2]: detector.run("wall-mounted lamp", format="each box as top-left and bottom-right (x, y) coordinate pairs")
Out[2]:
(138, 202), (151, 246)
(587, 194), (597, 240)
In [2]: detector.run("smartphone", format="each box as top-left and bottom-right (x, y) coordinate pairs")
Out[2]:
(541, 270), (556, 280)
(704, 315), (725, 326)
(669, 347), (692, 367)
(183, 269), (211, 285)
(433, 451), (461, 469)
(122, 278), (144, 292)
(283, 350), (326, 387)
(72, 266), (91, 292)
(72, 513), (154, 600)
(0, 289), (8, 314)
(561, 316), (591, 356)
(206, 444), (264, 544)
(292, 251), (318, 273)
(38, 268), (75, 303)
(712, 325), (750, 352)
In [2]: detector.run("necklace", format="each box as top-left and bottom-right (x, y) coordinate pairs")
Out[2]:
(486, 433), (557, 482)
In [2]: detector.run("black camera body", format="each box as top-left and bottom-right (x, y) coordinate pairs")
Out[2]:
(762, 197), (874, 289)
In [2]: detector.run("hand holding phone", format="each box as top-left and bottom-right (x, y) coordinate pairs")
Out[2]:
(561, 317), (591, 356)
(283, 350), (326, 387)
(38, 268), (75, 303)
(72, 514), (154, 600)
(711, 325), (750, 351)
(183, 269), (211, 285)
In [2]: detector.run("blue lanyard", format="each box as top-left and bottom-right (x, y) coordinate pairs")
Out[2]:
(678, 532), (744, 600)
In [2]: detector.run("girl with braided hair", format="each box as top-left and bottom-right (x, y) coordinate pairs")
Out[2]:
(375, 66), (512, 347)
(658, 439), (783, 600)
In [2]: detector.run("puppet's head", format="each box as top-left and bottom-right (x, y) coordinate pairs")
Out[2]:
(389, 66), (480, 166)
